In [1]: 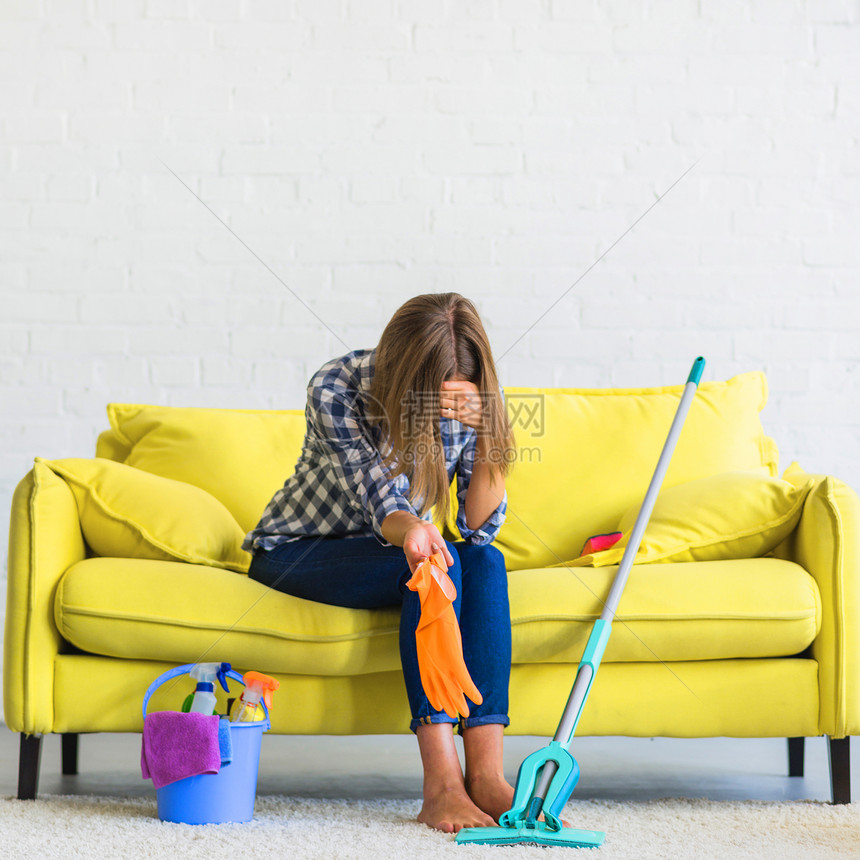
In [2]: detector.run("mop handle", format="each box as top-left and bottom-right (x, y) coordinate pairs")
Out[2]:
(530, 358), (705, 813)
(553, 356), (704, 748)
(599, 355), (705, 623)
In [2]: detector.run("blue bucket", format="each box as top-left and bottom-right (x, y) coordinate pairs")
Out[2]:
(142, 665), (270, 825)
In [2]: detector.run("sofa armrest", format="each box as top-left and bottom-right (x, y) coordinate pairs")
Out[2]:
(4, 461), (86, 734)
(775, 473), (860, 738)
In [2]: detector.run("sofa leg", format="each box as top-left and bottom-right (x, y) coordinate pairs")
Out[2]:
(828, 736), (851, 804)
(787, 737), (805, 777)
(18, 734), (43, 800)
(62, 733), (79, 776)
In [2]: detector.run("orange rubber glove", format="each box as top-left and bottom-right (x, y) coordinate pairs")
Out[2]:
(406, 552), (483, 719)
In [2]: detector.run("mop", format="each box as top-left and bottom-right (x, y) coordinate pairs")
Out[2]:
(456, 356), (706, 848)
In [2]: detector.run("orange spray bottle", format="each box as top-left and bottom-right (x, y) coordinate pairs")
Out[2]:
(229, 671), (279, 722)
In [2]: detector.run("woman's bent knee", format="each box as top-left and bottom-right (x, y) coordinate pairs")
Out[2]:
(458, 542), (505, 569)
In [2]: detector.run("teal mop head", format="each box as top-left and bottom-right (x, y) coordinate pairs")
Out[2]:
(455, 740), (604, 848)
(455, 822), (604, 848)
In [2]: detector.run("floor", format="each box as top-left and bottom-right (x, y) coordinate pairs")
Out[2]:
(0, 724), (854, 804)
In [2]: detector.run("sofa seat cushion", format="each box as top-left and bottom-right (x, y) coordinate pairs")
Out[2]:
(55, 559), (401, 677)
(509, 558), (820, 664)
(55, 556), (820, 675)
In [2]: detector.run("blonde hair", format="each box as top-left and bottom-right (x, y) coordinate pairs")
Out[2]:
(367, 292), (515, 524)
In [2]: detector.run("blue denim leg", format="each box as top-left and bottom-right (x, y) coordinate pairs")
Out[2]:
(247, 535), (408, 608)
(247, 535), (511, 734)
(453, 543), (511, 733)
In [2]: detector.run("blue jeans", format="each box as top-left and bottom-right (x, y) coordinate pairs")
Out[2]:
(248, 536), (511, 734)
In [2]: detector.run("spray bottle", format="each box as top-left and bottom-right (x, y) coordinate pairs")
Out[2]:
(181, 662), (231, 715)
(229, 671), (280, 722)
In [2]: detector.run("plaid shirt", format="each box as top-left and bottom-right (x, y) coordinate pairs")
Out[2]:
(243, 348), (507, 554)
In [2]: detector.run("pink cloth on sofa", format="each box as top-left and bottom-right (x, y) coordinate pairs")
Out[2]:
(141, 711), (221, 789)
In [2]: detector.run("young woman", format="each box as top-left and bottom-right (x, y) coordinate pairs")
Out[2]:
(243, 292), (516, 833)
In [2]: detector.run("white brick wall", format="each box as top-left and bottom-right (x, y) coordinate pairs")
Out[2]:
(2, 0), (860, 587)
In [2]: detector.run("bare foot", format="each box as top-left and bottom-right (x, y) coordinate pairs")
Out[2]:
(465, 772), (516, 823)
(418, 783), (496, 833)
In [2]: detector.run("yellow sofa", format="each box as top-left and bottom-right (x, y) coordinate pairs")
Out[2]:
(5, 372), (858, 801)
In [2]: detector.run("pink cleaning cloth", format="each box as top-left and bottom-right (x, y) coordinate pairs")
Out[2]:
(141, 711), (221, 789)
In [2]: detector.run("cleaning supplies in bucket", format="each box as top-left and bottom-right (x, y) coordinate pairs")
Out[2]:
(229, 671), (280, 723)
(181, 662), (232, 715)
(141, 663), (276, 825)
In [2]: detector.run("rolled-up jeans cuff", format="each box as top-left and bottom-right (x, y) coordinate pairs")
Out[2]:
(457, 714), (510, 735)
(410, 714), (459, 734)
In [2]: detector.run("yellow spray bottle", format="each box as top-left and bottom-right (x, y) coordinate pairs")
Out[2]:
(229, 671), (279, 722)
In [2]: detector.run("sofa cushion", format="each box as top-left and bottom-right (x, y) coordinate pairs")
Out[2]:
(96, 404), (308, 533)
(509, 559), (819, 664)
(496, 371), (778, 570)
(38, 458), (249, 573)
(565, 471), (814, 567)
(56, 559), (401, 676)
(55, 556), (819, 675)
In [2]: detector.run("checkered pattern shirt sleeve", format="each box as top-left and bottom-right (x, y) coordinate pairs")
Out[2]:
(242, 349), (415, 552)
(242, 348), (507, 554)
(309, 382), (418, 544)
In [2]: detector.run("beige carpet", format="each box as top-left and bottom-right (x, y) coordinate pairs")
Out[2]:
(4, 794), (860, 859)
